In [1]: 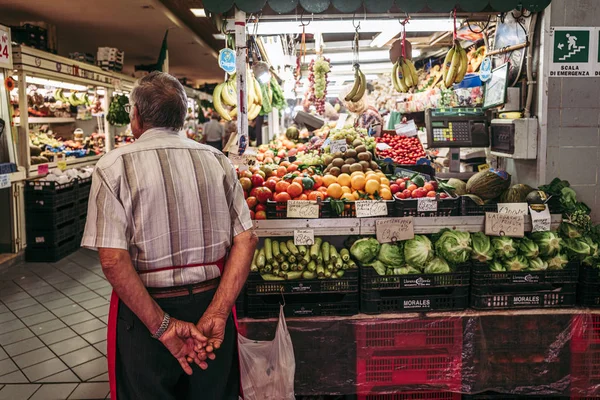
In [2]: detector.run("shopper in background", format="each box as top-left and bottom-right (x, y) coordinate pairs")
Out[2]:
(82, 71), (257, 400)
(203, 112), (225, 151)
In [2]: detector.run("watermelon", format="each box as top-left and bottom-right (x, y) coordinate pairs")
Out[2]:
(466, 170), (512, 200)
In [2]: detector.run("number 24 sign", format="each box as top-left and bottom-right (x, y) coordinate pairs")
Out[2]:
(0, 26), (13, 69)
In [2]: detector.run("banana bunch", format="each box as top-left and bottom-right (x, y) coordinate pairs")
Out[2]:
(392, 57), (419, 93)
(344, 66), (366, 103)
(213, 70), (262, 122)
(441, 40), (468, 88)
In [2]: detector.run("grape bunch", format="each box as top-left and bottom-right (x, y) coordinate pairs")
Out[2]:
(306, 57), (330, 115)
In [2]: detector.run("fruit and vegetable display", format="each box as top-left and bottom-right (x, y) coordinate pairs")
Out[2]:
(29, 131), (105, 164)
(375, 133), (426, 165)
(107, 94), (130, 126)
(251, 237), (357, 280)
(10, 85), (102, 120)
(38, 165), (94, 183)
(213, 71), (263, 122)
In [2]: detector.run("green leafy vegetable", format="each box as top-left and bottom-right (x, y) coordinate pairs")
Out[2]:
(404, 235), (434, 268)
(528, 257), (548, 271)
(518, 237), (540, 258)
(560, 222), (582, 239)
(489, 260), (506, 272)
(471, 232), (494, 263)
(377, 243), (405, 266)
(531, 231), (562, 257)
(563, 238), (592, 260)
(503, 256), (529, 271)
(545, 253), (569, 270)
(424, 257), (451, 274)
(492, 237), (518, 259)
(388, 266), (421, 275)
(366, 260), (387, 276)
(350, 238), (381, 264)
(434, 229), (472, 265)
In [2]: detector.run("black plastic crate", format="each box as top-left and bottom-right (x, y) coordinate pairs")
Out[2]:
(360, 263), (470, 291)
(460, 196), (498, 216)
(580, 264), (600, 283)
(247, 270), (358, 295)
(235, 291), (246, 319)
(471, 262), (579, 286)
(77, 198), (89, 217)
(360, 286), (469, 314)
(25, 202), (76, 229)
(25, 179), (78, 211)
(266, 200), (322, 219)
(25, 235), (78, 262)
(463, 393), (569, 399)
(321, 200), (395, 218)
(394, 196), (460, 217)
(26, 219), (77, 247)
(470, 283), (577, 310)
(78, 176), (92, 198)
(246, 292), (359, 319)
(578, 282), (600, 307)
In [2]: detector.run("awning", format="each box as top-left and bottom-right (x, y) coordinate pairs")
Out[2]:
(203, 0), (551, 15)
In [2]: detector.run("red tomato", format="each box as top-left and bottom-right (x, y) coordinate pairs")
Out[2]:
(250, 174), (264, 188)
(255, 187), (273, 204)
(239, 177), (252, 192)
(390, 184), (400, 194)
(255, 211), (267, 220)
(426, 191), (437, 198)
(401, 189), (412, 198)
(249, 210), (255, 219)
(246, 197), (258, 209)
(255, 204), (267, 212)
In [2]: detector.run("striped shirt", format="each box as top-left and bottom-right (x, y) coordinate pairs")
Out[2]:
(81, 127), (253, 288)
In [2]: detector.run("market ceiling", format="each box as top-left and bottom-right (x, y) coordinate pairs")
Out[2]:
(200, 0), (551, 14)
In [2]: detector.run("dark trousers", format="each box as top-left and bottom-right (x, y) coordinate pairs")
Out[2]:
(115, 289), (239, 400)
(207, 140), (223, 151)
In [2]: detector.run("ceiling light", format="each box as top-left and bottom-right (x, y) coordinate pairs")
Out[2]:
(213, 33), (226, 40)
(331, 62), (394, 73)
(15, 76), (89, 91)
(190, 8), (206, 17)
(370, 30), (400, 48)
(412, 49), (422, 58)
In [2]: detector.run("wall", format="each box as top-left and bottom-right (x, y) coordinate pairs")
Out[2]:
(545, 0), (600, 220)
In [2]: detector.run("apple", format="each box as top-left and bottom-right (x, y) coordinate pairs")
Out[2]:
(251, 174), (264, 188)
(240, 170), (253, 179)
(239, 177), (252, 192)
(246, 196), (258, 209)
(249, 187), (260, 198)
(255, 210), (267, 220)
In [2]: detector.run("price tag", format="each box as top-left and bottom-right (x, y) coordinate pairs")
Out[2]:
(529, 204), (551, 232)
(478, 164), (490, 172)
(485, 212), (525, 238)
(355, 200), (388, 218)
(57, 161), (67, 171)
(0, 174), (10, 189)
(376, 217), (415, 243)
(294, 229), (315, 246)
(37, 164), (49, 175)
(320, 138), (331, 150)
(335, 113), (348, 129)
(330, 139), (348, 154)
(497, 203), (529, 216)
(0, 26), (13, 69)
(286, 201), (319, 219)
(395, 120), (418, 136)
(417, 197), (438, 212)
(228, 153), (248, 171)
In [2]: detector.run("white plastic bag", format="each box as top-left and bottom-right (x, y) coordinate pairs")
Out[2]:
(238, 305), (295, 400)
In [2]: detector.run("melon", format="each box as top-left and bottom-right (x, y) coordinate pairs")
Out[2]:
(466, 170), (512, 200)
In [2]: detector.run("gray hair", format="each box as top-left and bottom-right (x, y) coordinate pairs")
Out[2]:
(130, 71), (187, 130)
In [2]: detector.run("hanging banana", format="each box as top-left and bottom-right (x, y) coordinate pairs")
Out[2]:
(212, 68), (263, 122)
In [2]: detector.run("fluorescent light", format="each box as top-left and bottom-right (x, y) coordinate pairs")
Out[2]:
(213, 33), (226, 40)
(323, 50), (390, 64)
(332, 62), (394, 73)
(412, 49), (422, 58)
(371, 30), (400, 48)
(190, 8), (206, 17)
(15, 76), (89, 91)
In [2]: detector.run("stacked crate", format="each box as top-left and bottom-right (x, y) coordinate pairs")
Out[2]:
(577, 265), (600, 307)
(25, 179), (79, 262)
(355, 318), (463, 399)
(571, 314), (600, 399)
(97, 47), (124, 72)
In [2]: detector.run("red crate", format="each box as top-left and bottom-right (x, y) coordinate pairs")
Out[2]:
(355, 318), (463, 357)
(357, 391), (461, 400)
(571, 346), (600, 398)
(356, 350), (462, 394)
(572, 315), (600, 353)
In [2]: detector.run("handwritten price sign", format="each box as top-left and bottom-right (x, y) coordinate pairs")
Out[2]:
(417, 197), (438, 212)
(294, 230), (315, 246)
(287, 201), (320, 219)
(355, 201), (389, 218)
(330, 139), (348, 154)
(530, 205), (551, 232)
(497, 203), (529, 216)
(485, 212), (525, 238)
(376, 217), (415, 243)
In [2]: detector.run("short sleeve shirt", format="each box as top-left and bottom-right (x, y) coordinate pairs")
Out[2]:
(81, 128), (253, 288)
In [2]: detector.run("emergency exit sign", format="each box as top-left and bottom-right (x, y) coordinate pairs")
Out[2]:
(549, 27), (594, 77)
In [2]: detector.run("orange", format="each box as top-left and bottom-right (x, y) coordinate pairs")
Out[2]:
(297, 194), (308, 201)
(274, 192), (291, 202)
(341, 186), (352, 194)
(337, 173), (351, 187)
(351, 171), (365, 178)
(287, 164), (299, 173)
(380, 188), (392, 200)
(312, 175), (324, 189)
(365, 179), (380, 195)
(341, 193), (355, 202)
(275, 181), (290, 193)
(326, 183), (343, 199)
(276, 166), (287, 177)
(287, 182), (303, 198)
(322, 174), (337, 187)
(380, 177), (390, 187)
(308, 191), (324, 201)
(351, 175), (366, 190)
(317, 186), (328, 194)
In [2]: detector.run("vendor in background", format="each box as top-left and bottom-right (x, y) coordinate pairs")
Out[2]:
(203, 112), (225, 151)
(223, 120), (237, 155)
(357, 106), (383, 137)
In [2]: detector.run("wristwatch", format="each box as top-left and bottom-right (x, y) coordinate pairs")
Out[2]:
(152, 313), (171, 340)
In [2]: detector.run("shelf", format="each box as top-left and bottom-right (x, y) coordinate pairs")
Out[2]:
(29, 154), (102, 177)
(8, 168), (26, 183)
(14, 117), (76, 125)
(253, 215), (562, 237)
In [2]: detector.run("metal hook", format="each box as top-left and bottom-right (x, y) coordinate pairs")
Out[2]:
(299, 9), (310, 27)
(280, 287), (286, 307)
(352, 12), (360, 30)
(399, 12), (410, 26)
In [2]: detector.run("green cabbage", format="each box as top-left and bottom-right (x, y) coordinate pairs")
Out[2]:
(388, 266), (421, 275)
(350, 238), (381, 264)
(366, 260), (387, 276)
(489, 260), (506, 272)
(519, 237), (540, 258)
(503, 255), (529, 271)
(377, 243), (404, 266)
(404, 235), (434, 268)
(545, 253), (569, 270)
(560, 222), (582, 239)
(434, 229), (472, 265)
(424, 257), (451, 274)
(471, 232), (494, 263)
(528, 257), (548, 271)
(492, 237), (518, 259)
(582, 236), (599, 257)
(532, 232), (562, 257)
(583, 255), (599, 268)
(563, 238), (592, 260)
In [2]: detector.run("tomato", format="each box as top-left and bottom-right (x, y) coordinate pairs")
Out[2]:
(401, 189), (412, 198)
(275, 181), (290, 193)
(274, 192), (291, 202)
(239, 177), (252, 192)
(423, 183), (435, 192)
(390, 184), (400, 194)
(426, 191), (437, 198)
(255, 211), (267, 220)
(287, 182), (303, 198)
(264, 178), (278, 192)
(407, 184), (418, 192)
(255, 187), (273, 204)
(246, 196), (258, 209)
(439, 192), (449, 199)
(250, 174), (264, 188)
(255, 204), (267, 212)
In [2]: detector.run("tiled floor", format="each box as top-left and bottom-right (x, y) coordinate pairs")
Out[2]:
(0, 249), (110, 399)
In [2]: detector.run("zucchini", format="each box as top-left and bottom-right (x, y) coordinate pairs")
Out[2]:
(316, 265), (325, 277)
(301, 252), (310, 266)
(310, 238), (323, 260)
(279, 241), (291, 257)
(286, 240), (299, 256)
(286, 271), (303, 280)
(330, 246), (339, 262)
(307, 261), (317, 272)
(281, 262), (289, 271)
(324, 269), (332, 278)
(302, 270), (317, 279)
(272, 240), (283, 262)
(261, 273), (285, 281)
(335, 257), (343, 270)
(336, 270), (345, 278)
(250, 250), (259, 272)
(298, 245), (308, 256)
(264, 239), (273, 263)
(257, 249), (266, 269)
(288, 255), (297, 264)
(322, 242), (330, 263)
(340, 248), (350, 262)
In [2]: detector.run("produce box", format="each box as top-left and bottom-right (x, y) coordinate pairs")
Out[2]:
(25, 179), (78, 211)
(579, 264), (600, 283)
(246, 292), (359, 319)
(356, 391), (461, 400)
(571, 314), (600, 353)
(25, 235), (78, 262)
(360, 263), (470, 291)
(25, 203), (75, 229)
(394, 195), (461, 217)
(471, 262), (579, 286)
(26, 218), (77, 248)
(460, 196), (498, 216)
(246, 270), (358, 295)
(470, 283), (577, 310)
(571, 347), (600, 398)
(577, 282), (600, 307)
(462, 394), (569, 400)
(360, 286), (469, 314)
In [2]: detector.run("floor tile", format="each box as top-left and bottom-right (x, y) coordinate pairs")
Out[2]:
(29, 383), (78, 400)
(0, 348), (7, 361)
(93, 341), (107, 356)
(76, 275), (104, 285)
(88, 306), (109, 318)
(99, 315), (108, 324)
(0, 371), (28, 383)
(44, 298), (75, 311)
(68, 292), (100, 303)
(23, 358), (68, 381)
(3, 337), (45, 357)
(72, 319), (105, 335)
(0, 313), (16, 324)
(0, 328), (34, 346)
(49, 337), (88, 356)
(93, 287), (112, 297)
(14, 305), (47, 319)
(1, 292), (32, 304)
(44, 274), (72, 285)
(51, 280), (80, 291)
(81, 328), (107, 345)
(68, 382), (109, 399)
(21, 312), (56, 327)
(0, 318), (25, 334)
(52, 304), (84, 318)
(34, 292), (67, 303)
(59, 286), (88, 297)
(89, 372), (107, 382)
(30, 319), (67, 336)
(25, 285), (56, 297)
(4, 297), (36, 311)
(72, 357), (107, 381)
(85, 281), (109, 291)
(60, 346), (102, 368)
(0, 359), (18, 377)
(13, 347), (55, 369)
(79, 298), (107, 311)
(0, 305), (7, 314)
(37, 370), (80, 383)
(0, 383), (40, 399)
(39, 328), (77, 346)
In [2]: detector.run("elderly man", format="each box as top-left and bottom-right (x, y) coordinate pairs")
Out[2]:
(82, 71), (257, 399)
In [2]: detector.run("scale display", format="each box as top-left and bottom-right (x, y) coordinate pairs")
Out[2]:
(425, 108), (490, 148)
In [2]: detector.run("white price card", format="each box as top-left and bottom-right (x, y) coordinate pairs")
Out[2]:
(355, 201), (389, 218)
(294, 229), (315, 246)
(287, 201), (320, 219)
(497, 203), (529, 216)
(330, 139), (348, 154)
(417, 197), (438, 212)
(395, 120), (418, 136)
(485, 212), (525, 238)
(335, 113), (348, 129)
(529, 204), (552, 232)
(0, 174), (10, 190)
(376, 217), (415, 243)
(0, 26), (13, 69)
